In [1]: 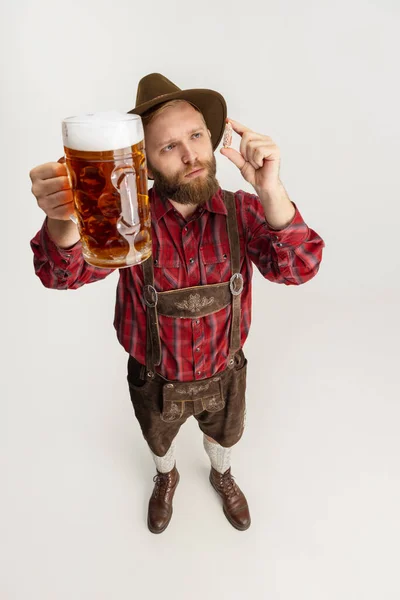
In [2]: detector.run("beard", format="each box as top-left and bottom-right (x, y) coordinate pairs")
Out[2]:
(149, 156), (220, 206)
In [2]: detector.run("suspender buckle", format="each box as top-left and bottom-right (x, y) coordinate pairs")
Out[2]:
(230, 273), (244, 296)
(143, 285), (158, 307)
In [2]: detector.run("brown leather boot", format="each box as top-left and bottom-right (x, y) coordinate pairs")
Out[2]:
(209, 467), (251, 531)
(147, 465), (180, 534)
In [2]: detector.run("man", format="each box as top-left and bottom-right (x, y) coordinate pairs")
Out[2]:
(30, 73), (325, 534)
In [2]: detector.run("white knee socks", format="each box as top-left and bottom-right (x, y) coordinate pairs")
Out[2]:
(203, 435), (232, 474)
(150, 439), (176, 473)
(150, 436), (232, 474)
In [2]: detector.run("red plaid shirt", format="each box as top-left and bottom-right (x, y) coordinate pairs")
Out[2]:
(30, 187), (325, 381)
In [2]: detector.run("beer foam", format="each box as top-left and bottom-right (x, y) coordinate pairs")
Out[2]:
(62, 111), (143, 151)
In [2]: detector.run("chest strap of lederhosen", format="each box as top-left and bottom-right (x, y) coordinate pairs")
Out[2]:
(141, 190), (244, 377)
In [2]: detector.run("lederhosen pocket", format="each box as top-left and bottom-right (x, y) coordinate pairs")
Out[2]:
(161, 374), (225, 422)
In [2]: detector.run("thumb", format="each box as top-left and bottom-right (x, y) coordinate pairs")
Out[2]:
(220, 147), (246, 171)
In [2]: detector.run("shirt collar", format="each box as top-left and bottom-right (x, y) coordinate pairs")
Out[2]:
(149, 186), (228, 222)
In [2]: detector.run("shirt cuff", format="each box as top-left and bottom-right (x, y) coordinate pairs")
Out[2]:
(265, 203), (310, 250)
(41, 218), (83, 275)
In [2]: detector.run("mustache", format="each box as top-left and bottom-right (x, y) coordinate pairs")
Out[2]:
(181, 162), (207, 177)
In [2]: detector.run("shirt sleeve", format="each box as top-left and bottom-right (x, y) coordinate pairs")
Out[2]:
(30, 218), (115, 290)
(239, 190), (325, 285)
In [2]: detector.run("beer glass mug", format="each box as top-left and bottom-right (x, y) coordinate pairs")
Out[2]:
(62, 111), (152, 268)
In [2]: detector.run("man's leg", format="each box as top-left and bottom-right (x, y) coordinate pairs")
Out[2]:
(203, 434), (250, 531)
(147, 438), (180, 534)
(203, 435), (232, 474)
(127, 356), (183, 534)
(150, 438), (177, 473)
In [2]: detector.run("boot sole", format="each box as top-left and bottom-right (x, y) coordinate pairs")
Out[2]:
(209, 474), (251, 531)
(147, 472), (180, 534)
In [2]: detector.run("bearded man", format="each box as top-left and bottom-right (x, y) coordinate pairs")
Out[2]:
(30, 73), (325, 534)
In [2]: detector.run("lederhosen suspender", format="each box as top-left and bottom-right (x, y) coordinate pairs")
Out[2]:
(141, 190), (244, 378)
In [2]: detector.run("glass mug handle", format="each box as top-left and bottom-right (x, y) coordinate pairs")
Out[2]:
(111, 166), (140, 233)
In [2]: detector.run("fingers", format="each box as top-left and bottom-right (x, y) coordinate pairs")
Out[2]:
(220, 147), (246, 171)
(46, 202), (75, 221)
(245, 139), (278, 170)
(32, 175), (71, 198)
(226, 118), (275, 166)
(246, 140), (270, 169)
(38, 189), (73, 211)
(38, 190), (74, 221)
(30, 161), (73, 220)
(227, 117), (253, 137)
(240, 134), (271, 165)
(220, 147), (256, 186)
(29, 161), (67, 182)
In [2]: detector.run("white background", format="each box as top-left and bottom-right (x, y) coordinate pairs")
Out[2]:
(1, 1), (400, 598)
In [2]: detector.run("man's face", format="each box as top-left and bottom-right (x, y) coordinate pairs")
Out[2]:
(144, 102), (220, 206)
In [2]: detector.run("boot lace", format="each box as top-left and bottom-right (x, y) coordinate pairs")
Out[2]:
(153, 472), (171, 499)
(220, 471), (239, 499)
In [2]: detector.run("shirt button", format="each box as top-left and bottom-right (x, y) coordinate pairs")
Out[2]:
(183, 227), (188, 233)
(195, 320), (199, 325)
(189, 258), (194, 264)
(197, 371), (201, 375)
(277, 243), (283, 247)
(196, 347), (200, 352)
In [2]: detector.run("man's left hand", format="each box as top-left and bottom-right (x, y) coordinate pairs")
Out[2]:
(221, 118), (281, 193)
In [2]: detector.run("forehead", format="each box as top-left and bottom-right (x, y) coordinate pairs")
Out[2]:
(145, 102), (206, 147)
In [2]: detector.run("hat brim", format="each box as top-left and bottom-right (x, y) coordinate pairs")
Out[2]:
(128, 89), (227, 151)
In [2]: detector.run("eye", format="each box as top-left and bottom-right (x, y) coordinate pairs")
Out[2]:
(192, 132), (202, 139)
(162, 143), (175, 153)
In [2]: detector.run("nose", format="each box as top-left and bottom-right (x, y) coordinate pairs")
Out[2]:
(181, 143), (198, 165)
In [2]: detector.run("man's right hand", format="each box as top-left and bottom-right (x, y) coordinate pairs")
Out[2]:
(29, 158), (74, 220)
(29, 158), (80, 248)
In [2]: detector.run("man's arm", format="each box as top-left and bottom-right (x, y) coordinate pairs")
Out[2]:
(256, 180), (296, 230)
(239, 190), (325, 286)
(30, 218), (115, 290)
(221, 118), (324, 284)
(46, 217), (81, 248)
(29, 159), (115, 289)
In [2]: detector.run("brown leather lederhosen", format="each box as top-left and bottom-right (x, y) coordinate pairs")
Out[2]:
(138, 190), (245, 424)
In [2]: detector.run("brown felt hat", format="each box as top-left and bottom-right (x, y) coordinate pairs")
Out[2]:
(128, 73), (227, 151)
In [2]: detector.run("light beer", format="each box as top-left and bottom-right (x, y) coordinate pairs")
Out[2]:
(62, 112), (151, 268)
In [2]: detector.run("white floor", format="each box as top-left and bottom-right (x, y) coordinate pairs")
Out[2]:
(2, 281), (400, 600)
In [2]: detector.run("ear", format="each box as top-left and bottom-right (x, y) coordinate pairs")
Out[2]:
(146, 163), (154, 180)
